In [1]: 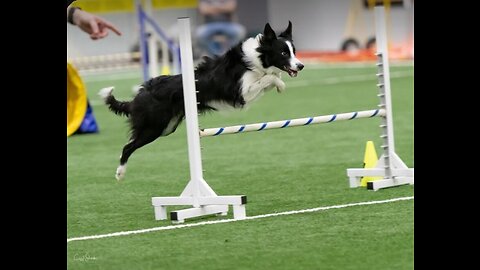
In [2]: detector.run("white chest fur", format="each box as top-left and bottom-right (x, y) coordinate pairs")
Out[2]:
(240, 71), (284, 105)
(241, 71), (267, 104)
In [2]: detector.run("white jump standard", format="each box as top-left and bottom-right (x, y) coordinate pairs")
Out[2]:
(151, 18), (247, 224)
(346, 7), (414, 191)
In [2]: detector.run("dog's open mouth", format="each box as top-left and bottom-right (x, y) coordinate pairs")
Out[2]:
(284, 66), (298, 77)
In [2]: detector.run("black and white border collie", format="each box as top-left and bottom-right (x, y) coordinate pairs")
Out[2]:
(99, 21), (304, 180)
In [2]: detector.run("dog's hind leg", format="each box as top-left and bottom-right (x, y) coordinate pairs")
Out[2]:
(116, 128), (163, 180)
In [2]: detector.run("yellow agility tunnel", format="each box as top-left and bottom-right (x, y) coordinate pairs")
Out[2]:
(67, 62), (98, 137)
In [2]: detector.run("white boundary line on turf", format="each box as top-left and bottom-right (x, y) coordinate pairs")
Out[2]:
(67, 196), (413, 243)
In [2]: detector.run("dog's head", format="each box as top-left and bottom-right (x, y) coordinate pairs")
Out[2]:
(257, 21), (304, 77)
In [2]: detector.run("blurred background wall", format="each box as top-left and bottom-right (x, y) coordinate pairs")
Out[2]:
(67, 0), (413, 58)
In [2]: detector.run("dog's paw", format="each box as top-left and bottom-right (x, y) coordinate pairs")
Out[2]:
(275, 79), (286, 93)
(99, 86), (114, 100)
(115, 165), (126, 181)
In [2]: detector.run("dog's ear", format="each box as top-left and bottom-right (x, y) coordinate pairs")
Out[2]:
(263, 23), (277, 41)
(279, 21), (292, 40)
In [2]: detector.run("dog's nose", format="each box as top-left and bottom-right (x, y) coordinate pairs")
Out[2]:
(297, 63), (304, 71)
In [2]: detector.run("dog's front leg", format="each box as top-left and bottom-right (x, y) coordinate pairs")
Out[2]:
(260, 74), (285, 93)
(273, 73), (286, 93)
(243, 74), (286, 103)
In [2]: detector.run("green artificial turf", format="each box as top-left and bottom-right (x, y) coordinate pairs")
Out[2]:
(67, 62), (414, 269)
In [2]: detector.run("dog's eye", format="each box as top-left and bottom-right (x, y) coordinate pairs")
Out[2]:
(281, 51), (288, 56)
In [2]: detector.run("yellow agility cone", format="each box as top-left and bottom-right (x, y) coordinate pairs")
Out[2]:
(161, 65), (171, 75)
(360, 141), (382, 187)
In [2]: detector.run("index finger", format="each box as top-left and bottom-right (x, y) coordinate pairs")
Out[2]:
(102, 21), (122, 36)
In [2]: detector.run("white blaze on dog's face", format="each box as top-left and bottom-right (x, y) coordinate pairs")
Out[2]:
(256, 21), (304, 77)
(284, 40), (304, 77)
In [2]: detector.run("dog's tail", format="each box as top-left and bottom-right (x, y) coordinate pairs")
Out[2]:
(98, 87), (131, 117)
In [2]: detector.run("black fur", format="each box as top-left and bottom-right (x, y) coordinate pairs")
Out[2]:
(102, 22), (303, 179)
(103, 46), (250, 170)
(105, 95), (131, 117)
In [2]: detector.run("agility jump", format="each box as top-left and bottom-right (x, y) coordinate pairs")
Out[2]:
(152, 7), (413, 224)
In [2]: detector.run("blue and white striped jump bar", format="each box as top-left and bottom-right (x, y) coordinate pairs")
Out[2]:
(199, 109), (385, 137)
